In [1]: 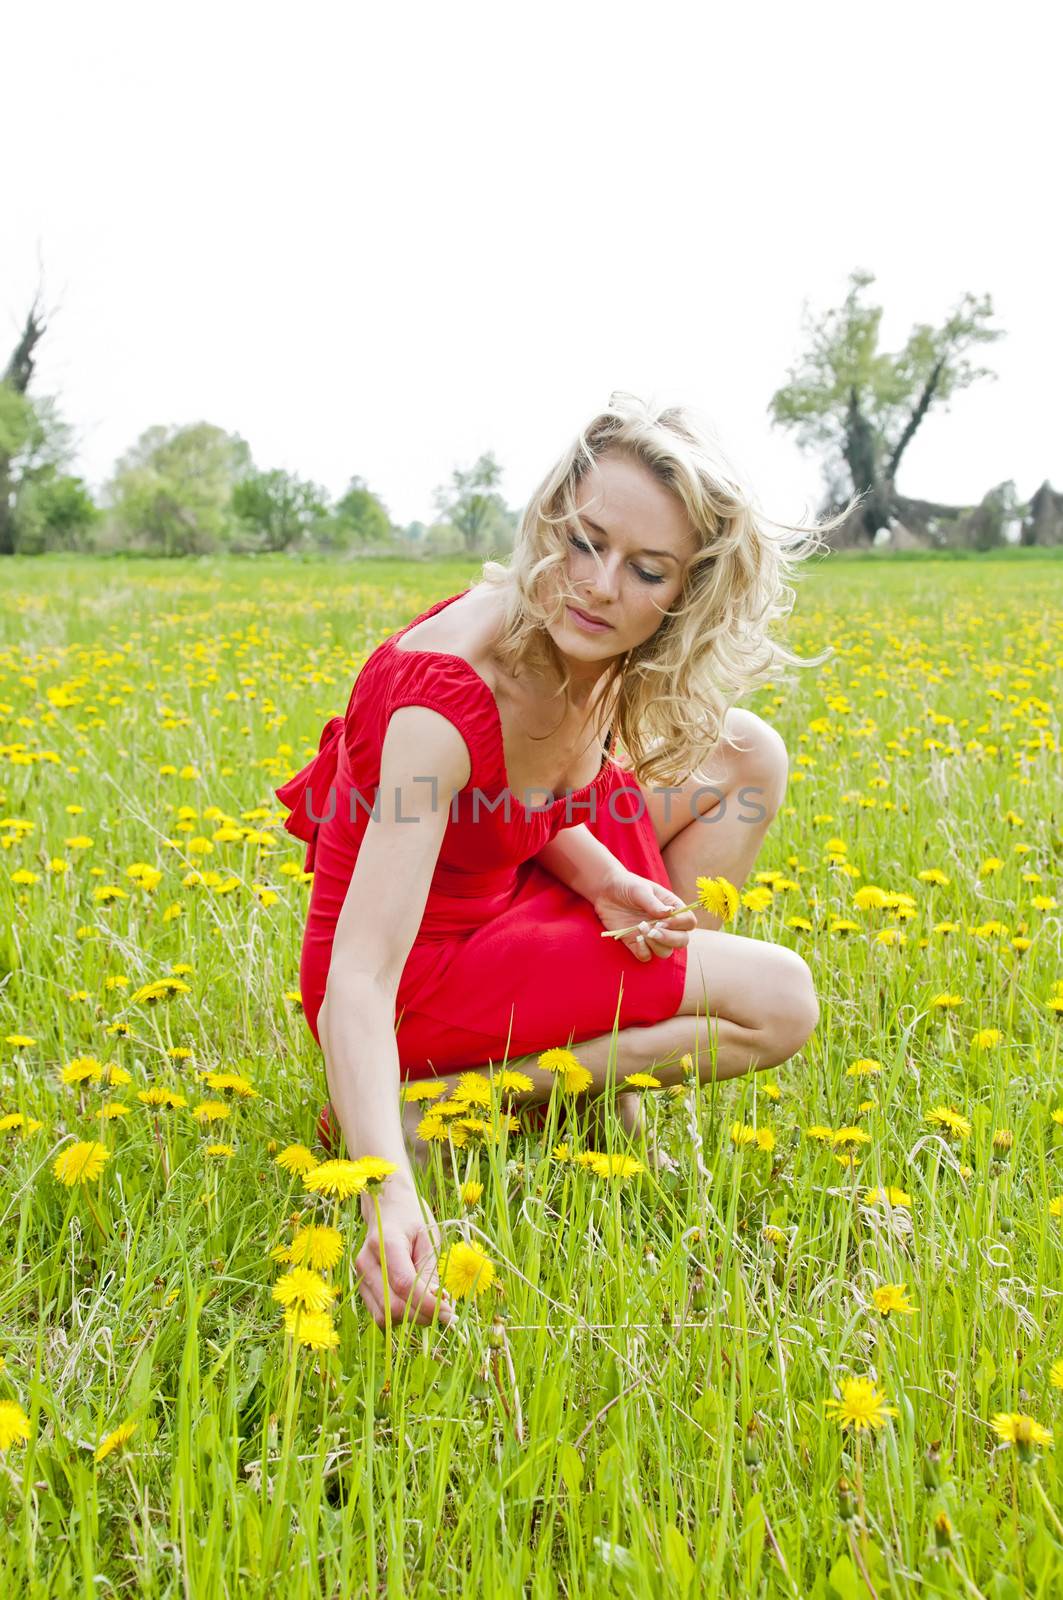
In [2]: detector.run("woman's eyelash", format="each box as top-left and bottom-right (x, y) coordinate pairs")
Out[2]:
(567, 532), (666, 585)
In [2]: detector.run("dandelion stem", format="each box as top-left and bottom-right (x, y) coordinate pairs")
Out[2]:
(599, 895), (704, 940)
(944, 1548), (989, 1600)
(83, 1187), (109, 1245)
(1027, 1464), (1063, 1542)
(846, 1526), (881, 1600)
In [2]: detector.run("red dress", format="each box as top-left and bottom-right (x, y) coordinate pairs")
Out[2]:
(275, 589), (688, 1080)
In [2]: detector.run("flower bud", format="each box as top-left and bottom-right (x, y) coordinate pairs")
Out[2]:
(922, 1441), (942, 1490)
(837, 1476), (857, 1523)
(933, 1511), (954, 1548)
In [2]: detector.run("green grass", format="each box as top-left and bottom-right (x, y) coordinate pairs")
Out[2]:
(0, 553), (1061, 1597)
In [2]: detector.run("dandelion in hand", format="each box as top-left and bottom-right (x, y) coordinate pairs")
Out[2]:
(599, 874), (738, 940)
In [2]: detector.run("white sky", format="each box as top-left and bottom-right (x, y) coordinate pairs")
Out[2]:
(3, 0), (1059, 529)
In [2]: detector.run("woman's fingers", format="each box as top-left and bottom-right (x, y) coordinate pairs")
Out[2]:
(355, 1228), (451, 1331)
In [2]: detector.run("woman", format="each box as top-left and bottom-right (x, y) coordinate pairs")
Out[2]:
(276, 393), (834, 1331)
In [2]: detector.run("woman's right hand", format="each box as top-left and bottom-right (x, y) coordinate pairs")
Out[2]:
(354, 1188), (453, 1330)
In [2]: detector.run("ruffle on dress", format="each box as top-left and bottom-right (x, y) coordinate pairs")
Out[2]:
(274, 714), (346, 873)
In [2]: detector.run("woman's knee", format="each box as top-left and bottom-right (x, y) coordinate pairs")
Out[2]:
(680, 930), (817, 1065)
(759, 947), (818, 1064)
(722, 708), (789, 822)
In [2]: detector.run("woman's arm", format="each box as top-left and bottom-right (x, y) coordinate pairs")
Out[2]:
(534, 823), (626, 902)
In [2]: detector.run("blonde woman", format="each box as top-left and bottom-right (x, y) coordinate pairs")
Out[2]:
(277, 393), (837, 1330)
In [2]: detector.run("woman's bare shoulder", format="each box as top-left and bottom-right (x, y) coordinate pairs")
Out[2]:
(395, 582), (508, 683)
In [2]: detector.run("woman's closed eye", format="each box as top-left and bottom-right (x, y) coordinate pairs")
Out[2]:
(567, 532), (666, 585)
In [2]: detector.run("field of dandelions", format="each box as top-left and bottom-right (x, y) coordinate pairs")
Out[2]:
(1, 551), (1062, 1598)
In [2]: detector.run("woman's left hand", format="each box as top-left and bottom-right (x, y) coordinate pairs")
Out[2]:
(591, 869), (697, 963)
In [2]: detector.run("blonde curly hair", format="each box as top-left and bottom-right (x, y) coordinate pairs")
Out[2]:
(479, 391), (849, 790)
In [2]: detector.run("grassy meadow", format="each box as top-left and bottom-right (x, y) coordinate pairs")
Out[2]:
(1, 550), (1062, 1598)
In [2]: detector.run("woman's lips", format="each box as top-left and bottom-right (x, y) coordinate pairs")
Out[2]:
(567, 605), (614, 633)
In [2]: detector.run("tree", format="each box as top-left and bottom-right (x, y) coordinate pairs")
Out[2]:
(105, 422), (252, 556)
(432, 451), (512, 554)
(231, 467), (329, 552)
(0, 297), (52, 555)
(768, 270), (1004, 545)
(15, 473), (99, 553)
(327, 475), (394, 549)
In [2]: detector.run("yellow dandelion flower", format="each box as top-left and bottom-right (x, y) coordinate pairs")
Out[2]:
(191, 1101), (231, 1123)
(61, 1056), (104, 1085)
(990, 1413), (1053, 1458)
(560, 1063), (593, 1094)
(455, 1072), (492, 1106)
(624, 1072), (662, 1090)
(350, 1156), (397, 1187)
(872, 1284), (917, 1318)
(416, 1115), (448, 1142)
(730, 1122), (759, 1147)
(99, 1102), (131, 1120)
(203, 1072), (258, 1098)
(460, 1181), (485, 1206)
(4, 1035), (36, 1048)
(137, 1086), (187, 1110)
(864, 1186), (911, 1208)
(288, 1226), (344, 1271)
(853, 886), (889, 911)
(832, 1126), (872, 1148)
(0, 1401), (32, 1451)
(824, 1376), (898, 1433)
(538, 1047), (582, 1075)
(93, 1420), (136, 1464)
(53, 1141), (110, 1186)
(272, 1267), (340, 1314)
(282, 1307), (340, 1349)
(205, 1144), (234, 1157)
(497, 1069), (533, 1094)
(439, 1240), (496, 1299)
(1049, 1359), (1063, 1390)
(972, 1028), (1002, 1049)
(926, 1106), (972, 1139)
(846, 1058), (882, 1077)
(586, 1153), (645, 1180)
(401, 1081), (448, 1104)
(695, 875), (739, 923)
(805, 1125), (835, 1143)
(302, 1160), (367, 1200)
(551, 1142), (571, 1162)
(274, 1143), (318, 1176)
(0, 1113), (25, 1132)
(930, 993), (965, 1009)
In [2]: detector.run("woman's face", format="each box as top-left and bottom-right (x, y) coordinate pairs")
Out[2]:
(546, 452), (697, 668)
